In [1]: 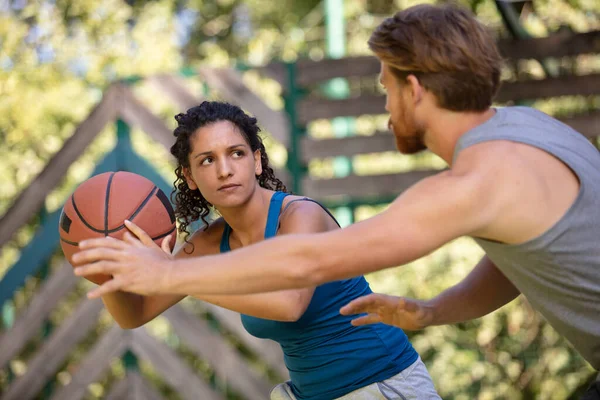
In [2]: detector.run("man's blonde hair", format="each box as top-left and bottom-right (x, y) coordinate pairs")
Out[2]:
(370, 3), (503, 111)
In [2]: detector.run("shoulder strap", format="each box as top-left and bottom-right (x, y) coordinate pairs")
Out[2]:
(219, 223), (232, 252)
(264, 191), (289, 239)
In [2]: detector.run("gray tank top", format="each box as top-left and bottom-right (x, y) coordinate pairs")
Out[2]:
(453, 106), (600, 370)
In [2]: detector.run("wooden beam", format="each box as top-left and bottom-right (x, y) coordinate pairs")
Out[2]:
(147, 74), (201, 110)
(197, 67), (290, 148)
(129, 371), (166, 400)
(298, 95), (385, 123)
(0, 263), (78, 369)
(497, 29), (600, 60)
(201, 303), (289, 379)
(164, 305), (272, 400)
(49, 326), (128, 400)
(302, 170), (440, 199)
(561, 111), (600, 139)
(301, 131), (395, 161)
(270, 30), (600, 87)
(2, 298), (104, 400)
(0, 85), (118, 249)
(117, 85), (175, 154)
(130, 327), (224, 400)
(298, 72), (600, 123)
(104, 375), (130, 400)
(496, 73), (600, 103)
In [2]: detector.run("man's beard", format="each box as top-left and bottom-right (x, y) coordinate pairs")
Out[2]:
(389, 118), (427, 155)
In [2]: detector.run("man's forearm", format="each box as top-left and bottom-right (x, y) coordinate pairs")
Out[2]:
(427, 256), (520, 326)
(168, 233), (324, 295)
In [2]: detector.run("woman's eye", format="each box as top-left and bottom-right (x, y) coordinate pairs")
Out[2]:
(200, 157), (213, 165)
(232, 150), (244, 158)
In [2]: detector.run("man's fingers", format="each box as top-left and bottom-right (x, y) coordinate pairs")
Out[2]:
(161, 235), (172, 254)
(87, 278), (123, 299)
(124, 220), (154, 246)
(340, 294), (381, 315)
(79, 236), (126, 251)
(350, 314), (383, 326)
(74, 261), (119, 277)
(123, 231), (145, 247)
(72, 248), (123, 264)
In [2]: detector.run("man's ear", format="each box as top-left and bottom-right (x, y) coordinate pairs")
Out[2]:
(182, 167), (198, 190)
(406, 74), (424, 105)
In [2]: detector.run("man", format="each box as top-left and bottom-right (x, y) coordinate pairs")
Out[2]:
(73, 4), (599, 397)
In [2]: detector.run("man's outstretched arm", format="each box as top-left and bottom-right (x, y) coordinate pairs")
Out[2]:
(165, 167), (499, 295)
(340, 256), (521, 329)
(73, 148), (503, 297)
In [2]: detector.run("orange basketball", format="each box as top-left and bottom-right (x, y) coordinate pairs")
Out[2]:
(59, 171), (177, 284)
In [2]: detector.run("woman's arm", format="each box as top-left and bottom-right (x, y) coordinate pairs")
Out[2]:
(188, 200), (333, 321)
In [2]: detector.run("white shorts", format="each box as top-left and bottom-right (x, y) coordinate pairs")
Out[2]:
(270, 356), (441, 400)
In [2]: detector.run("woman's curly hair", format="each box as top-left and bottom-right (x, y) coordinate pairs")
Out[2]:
(170, 101), (287, 240)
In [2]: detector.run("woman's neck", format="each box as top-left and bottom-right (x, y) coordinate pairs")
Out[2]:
(217, 187), (274, 247)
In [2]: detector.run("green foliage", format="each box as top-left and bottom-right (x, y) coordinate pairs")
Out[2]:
(1, 0), (599, 399)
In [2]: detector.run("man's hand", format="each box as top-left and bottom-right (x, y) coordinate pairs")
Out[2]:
(73, 220), (174, 299)
(340, 293), (435, 330)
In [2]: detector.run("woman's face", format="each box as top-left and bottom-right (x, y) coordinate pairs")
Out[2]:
(184, 120), (262, 208)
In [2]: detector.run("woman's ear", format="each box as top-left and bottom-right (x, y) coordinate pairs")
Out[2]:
(254, 149), (263, 176)
(182, 167), (198, 190)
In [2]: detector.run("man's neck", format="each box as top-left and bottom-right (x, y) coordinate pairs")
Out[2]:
(425, 108), (496, 165)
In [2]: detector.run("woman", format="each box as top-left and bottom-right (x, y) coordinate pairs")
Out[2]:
(94, 101), (440, 399)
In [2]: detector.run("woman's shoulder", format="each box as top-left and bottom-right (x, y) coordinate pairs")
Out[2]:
(179, 218), (227, 256)
(279, 195), (339, 232)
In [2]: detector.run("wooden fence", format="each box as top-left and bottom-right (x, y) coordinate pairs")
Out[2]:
(262, 29), (600, 203)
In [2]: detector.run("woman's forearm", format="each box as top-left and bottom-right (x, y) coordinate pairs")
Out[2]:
(101, 291), (145, 329)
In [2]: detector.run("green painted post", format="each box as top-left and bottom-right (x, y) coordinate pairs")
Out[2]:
(324, 0), (355, 226)
(284, 62), (308, 195)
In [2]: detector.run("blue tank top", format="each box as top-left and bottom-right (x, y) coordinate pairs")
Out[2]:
(220, 192), (418, 400)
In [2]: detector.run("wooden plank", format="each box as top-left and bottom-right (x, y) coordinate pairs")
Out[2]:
(301, 131), (395, 161)
(164, 305), (272, 400)
(298, 95), (385, 123)
(147, 74), (201, 110)
(129, 371), (166, 400)
(0, 85), (118, 249)
(49, 326), (128, 400)
(279, 30), (600, 87)
(201, 303), (289, 379)
(197, 67), (290, 148)
(130, 327), (224, 400)
(0, 262), (78, 369)
(561, 111), (600, 139)
(2, 298), (104, 400)
(104, 371), (166, 400)
(497, 29), (600, 61)
(496, 73), (600, 103)
(302, 170), (440, 198)
(298, 73), (600, 123)
(104, 376), (130, 400)
(118, 85), (175, 154)
(300, 111), (599, 162)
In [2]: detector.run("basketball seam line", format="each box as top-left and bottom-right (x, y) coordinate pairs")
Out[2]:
(104, 172), (117, 235)
(152, 225), (176, 241)
(71, 185), (158, 235)
(60, 237), (78, 246)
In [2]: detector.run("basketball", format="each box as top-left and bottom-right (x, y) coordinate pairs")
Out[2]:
(59, 171), (177, 284)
